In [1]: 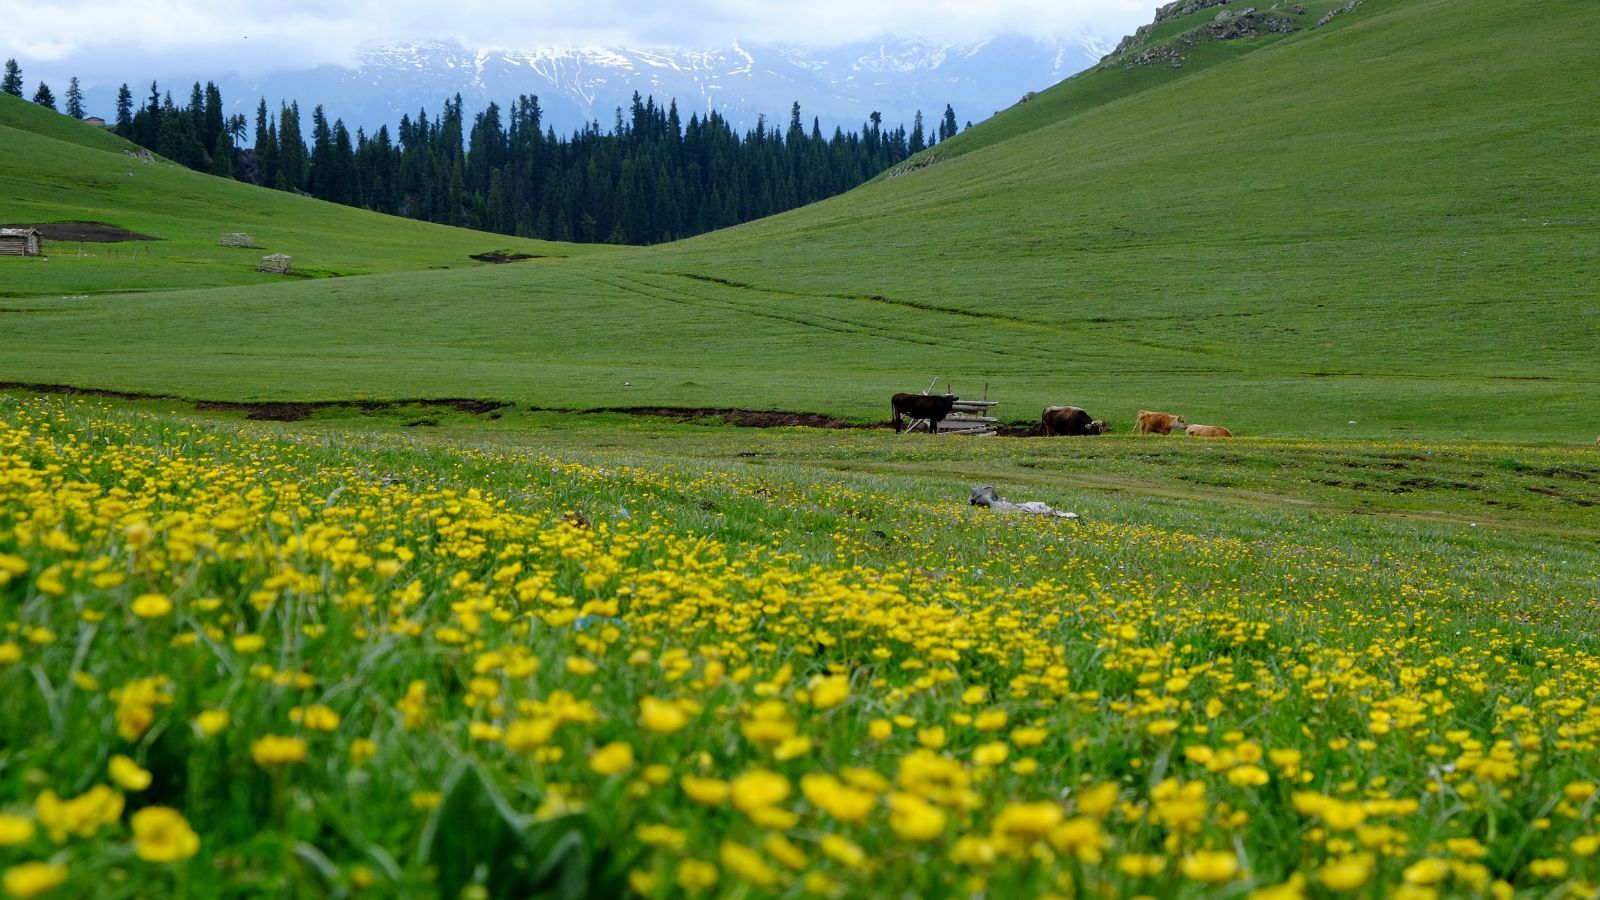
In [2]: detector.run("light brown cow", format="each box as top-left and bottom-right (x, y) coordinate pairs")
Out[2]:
(1186, 424), (1233, 438)
(1136, 410), (1187, 435)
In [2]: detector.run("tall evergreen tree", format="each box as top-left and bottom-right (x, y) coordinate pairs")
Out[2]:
(909, 110), (925, 153)
(308, 105), (333, 199)
(210, 130), (233, 177)
(1, 60), (21, 97)
(115, 84), (133, 135)
(202, 82), (224, 152)
(327, 118), (357, 205)
(32, 82), (56, 111)
(940, 105), (958, 142)
(277, 102), (307, 192)
(65, 77), (85, 118)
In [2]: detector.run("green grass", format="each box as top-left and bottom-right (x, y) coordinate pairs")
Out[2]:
(0, 94), (594, 296)
(0, 0), (1596, 443)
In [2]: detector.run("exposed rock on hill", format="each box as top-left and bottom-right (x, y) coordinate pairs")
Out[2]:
(1103, 3), (1301, 70)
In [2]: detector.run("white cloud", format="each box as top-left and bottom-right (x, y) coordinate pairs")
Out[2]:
(5, 0), (1154, 73)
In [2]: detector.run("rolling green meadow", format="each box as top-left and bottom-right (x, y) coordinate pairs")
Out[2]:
(1, 0), (1599, 895)
(2, 0), (1596, 441)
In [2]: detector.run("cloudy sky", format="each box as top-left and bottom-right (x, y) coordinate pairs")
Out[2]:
(7, 0), (1153, 73)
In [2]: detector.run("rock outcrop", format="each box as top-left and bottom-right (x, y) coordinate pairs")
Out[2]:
(1103, 2), (1300, 70)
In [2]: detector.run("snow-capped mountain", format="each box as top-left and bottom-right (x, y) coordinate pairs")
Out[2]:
(70, 35), (1105, 138)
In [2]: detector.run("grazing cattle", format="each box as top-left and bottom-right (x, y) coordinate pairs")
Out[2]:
(1041, 406), (1110, 436)
(891, 392), (958, 433)
(1185, 424), (1233, 438)
(1136, 410), (1188, 435)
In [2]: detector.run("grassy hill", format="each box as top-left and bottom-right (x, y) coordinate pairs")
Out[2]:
(0, 93), (592, 296)
(0, 0), (1596, 441)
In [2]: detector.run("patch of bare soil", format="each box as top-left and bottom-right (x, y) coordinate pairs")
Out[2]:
(191, 398), (509, 422)
(6, 222), (161, 242)
(595, 407), (884, 429)
(470, 251), (544, 264)
(0, 383), (508, 423)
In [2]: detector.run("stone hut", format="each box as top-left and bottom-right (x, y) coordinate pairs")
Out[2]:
(257, 253), (293, 274)
(0, 228), (42, 257)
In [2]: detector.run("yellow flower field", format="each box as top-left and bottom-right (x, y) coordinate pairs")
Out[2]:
(1, 397), (1598, 897)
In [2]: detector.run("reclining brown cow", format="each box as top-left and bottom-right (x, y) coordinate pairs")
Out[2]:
(1041, 406), (1110, 436)
(1185, 424), (1232, 438)
(892, 392), (958, 433)
(1136, 410), (1187, 434)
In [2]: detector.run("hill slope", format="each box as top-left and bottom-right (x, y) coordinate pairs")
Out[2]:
(1, 0), (1596, 440)
(0, 94), (591, 296)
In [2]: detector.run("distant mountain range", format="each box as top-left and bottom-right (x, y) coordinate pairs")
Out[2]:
(63, 35), (1110, 138)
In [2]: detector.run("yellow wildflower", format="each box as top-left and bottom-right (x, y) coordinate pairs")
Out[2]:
(809, 675), (850, 710)
(193, 709), (230, 737)
(730, 770), (790, 812)
(108, 755), (152, 791)
(888, 792), (947, 841)
(0, 815), (37, 847)
(681, 776), (730, 806)
(1319, 855), (1374, 892)
(251, 735), (308, 767)
(676, 859), (718, 890)
(589, 742), (635, 775)
(2, 862), (68, 898)
(820, 834), (868, 870)
(1181, 850), (1240, 884)
(130, 593), (173, 618)
(130, 807), (200, 862)
(719, 842), (778, 888)
(639, 697), (689, 734)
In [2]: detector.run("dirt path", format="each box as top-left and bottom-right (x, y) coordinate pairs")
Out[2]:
(4, 222), (161, 242)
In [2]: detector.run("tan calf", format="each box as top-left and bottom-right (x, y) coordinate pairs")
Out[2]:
(1136, 410), (1187, 435)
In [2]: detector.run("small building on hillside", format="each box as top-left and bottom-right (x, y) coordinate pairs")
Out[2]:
(81, 116), (106, 127)
(257, 253), (293, 274)
(0, 228), (42, 257)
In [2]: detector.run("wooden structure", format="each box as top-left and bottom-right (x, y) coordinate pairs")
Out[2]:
(257, 253), (293, 274)
(220, 232), (256, 248)
(899, 379), (1000, 437)
(0, 228), (41, 257)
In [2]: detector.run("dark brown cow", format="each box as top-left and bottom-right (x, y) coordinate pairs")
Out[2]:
(892, 392), (958, 433)
(1136, 410), (1187, 435)
(1041, 406), (1110, 436)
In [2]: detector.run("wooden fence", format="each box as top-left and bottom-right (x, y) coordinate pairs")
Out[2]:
(899, 380), (1000, 437)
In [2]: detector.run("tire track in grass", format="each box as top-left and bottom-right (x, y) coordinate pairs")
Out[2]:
(630, 271), (1216, 371)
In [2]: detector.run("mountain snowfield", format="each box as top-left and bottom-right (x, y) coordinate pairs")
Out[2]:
(67, 35), (1109, 137)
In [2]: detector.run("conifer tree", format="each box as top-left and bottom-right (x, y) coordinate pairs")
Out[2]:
(66, 77), (85, 118)
(203, 82), (224, 152)
(115, 84), (133, 135)
(909, 110), (925, 153)
(1, 60), (22, 97)
(940, 105), (958, 142)
(277, 102), (307, 192)
(32, 82), (56, 111)
(210, 130), (233, 177)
